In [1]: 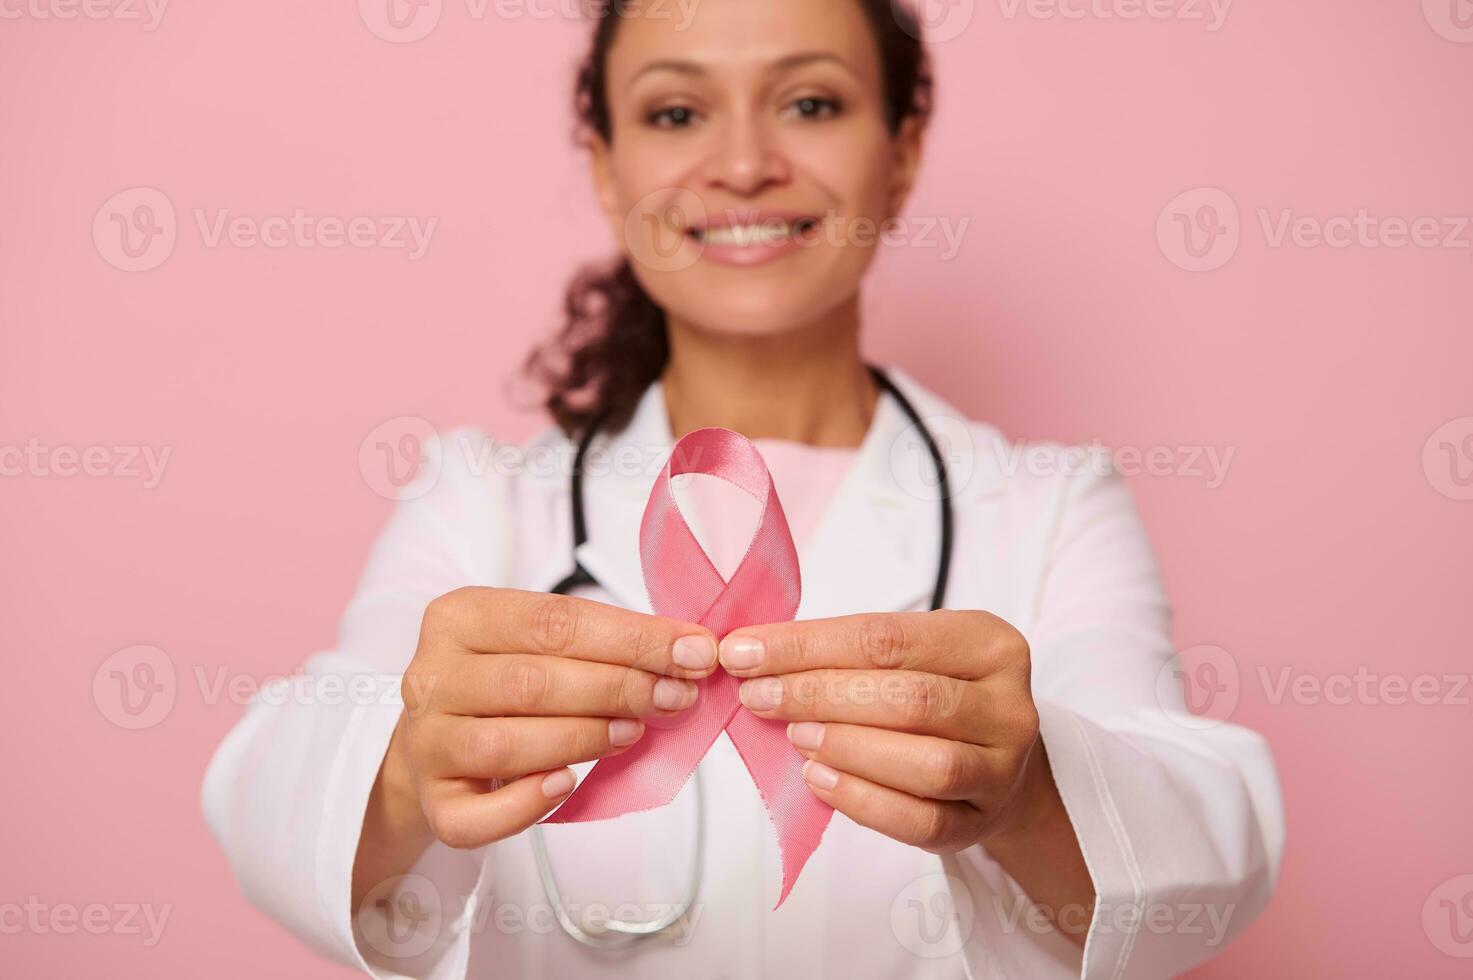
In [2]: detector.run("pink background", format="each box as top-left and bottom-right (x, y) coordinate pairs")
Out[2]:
(2, 1), (1470, 976)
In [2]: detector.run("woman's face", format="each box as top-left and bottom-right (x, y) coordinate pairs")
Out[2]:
(590, 0), (924, 338)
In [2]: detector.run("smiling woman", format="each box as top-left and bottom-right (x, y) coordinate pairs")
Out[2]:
(527, 0), (932, 438)
(201, 1), (1283, 978)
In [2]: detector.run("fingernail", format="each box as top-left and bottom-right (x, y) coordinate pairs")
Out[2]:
(802, 760), (838, 790)
(720, 635), (765, 671)
(541, 769), (576, 798)
(609, 718), (644, 746)
(654, 677), (697, 711)
(673, 635), (717, 670)
(788, 721), (825, 751)
(739, 677), (783, 710)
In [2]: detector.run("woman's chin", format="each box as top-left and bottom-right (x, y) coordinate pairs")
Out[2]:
(667, 299), (846, 340)
(659, 279), (857, 340)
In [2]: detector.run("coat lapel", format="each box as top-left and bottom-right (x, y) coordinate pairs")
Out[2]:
(795, 387), (933, 619)
(797, 366), (1002, 620)
(569, 381), (673, 614)
(568, 366), (998, 622)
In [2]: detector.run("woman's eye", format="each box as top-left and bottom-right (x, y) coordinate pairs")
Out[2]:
(785, 96), (843, 120)
(648, 106), (699, 129)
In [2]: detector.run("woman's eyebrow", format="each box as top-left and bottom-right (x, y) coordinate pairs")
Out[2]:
(627, 59), (706, 91)
(768, 51), (861, 80)
(626, 51), (860, 91)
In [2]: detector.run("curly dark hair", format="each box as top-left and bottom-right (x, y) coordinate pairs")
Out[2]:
(524, 0), (934, 435)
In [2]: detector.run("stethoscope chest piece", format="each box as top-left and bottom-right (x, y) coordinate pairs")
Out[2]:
(529, 768), (707, 949)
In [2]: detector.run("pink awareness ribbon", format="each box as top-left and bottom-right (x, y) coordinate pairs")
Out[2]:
(542, 427), (834, 908)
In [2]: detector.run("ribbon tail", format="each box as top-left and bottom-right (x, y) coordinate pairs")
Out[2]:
(543, 673), (741, 824)
(725, 707), (834, 909)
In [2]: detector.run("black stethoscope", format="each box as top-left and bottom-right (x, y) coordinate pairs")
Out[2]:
(534, 364), (953, 948)
(550, 364), (954, 610)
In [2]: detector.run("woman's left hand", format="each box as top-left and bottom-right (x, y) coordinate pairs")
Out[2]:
(717, 610), (1050, 853)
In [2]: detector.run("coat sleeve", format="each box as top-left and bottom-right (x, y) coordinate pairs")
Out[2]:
(943, 457), (1285, 980)
(201, 427), (515, 979)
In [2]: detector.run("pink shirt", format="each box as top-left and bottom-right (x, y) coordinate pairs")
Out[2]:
(672, 438), (861, 581)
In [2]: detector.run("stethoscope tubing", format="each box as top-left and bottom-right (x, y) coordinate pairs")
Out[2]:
(549, 365), (951, 607)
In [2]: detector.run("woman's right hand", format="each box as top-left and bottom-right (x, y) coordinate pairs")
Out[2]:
(353, 587), (719, 908)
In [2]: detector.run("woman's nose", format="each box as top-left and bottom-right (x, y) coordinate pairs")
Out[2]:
(698, 114), (791, 196)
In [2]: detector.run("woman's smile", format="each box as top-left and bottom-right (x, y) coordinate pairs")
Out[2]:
(686, 210), (824, 266)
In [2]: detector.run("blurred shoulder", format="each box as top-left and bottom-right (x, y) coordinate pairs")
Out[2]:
(885, 366), (1132, 518)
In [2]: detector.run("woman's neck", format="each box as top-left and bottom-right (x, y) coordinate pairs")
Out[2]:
(660, 304), (878, 448)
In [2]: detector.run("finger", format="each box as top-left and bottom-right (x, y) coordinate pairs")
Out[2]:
(420, 768), (578, 851)
(440, 654), (701, 719)
(797, 759), (987, 854)
(428, 587), (719, 678)
(420, 715), (647, 781)
(735, 668), (988, 741)
(718, 610), (1025, 681)
(784, 722), (1013, 804)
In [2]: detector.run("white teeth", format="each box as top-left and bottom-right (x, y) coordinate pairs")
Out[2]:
(696, 222), (796, 247)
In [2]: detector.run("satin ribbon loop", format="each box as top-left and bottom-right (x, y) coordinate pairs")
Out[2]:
(543, 427), (833, 908)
